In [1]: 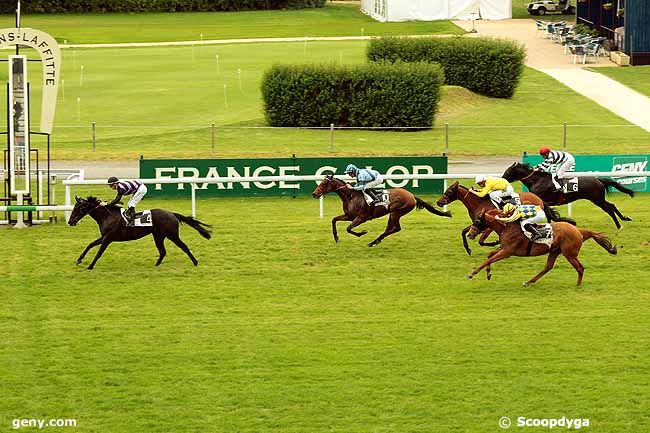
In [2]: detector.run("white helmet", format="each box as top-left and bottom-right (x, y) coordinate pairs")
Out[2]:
(475, 174), (487, 184)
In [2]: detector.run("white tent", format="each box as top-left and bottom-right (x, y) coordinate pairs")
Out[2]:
(361, 0), (511, 22)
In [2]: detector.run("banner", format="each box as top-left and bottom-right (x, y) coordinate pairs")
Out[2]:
(522, 154), (649, 192)
(140, 156), (447, 198)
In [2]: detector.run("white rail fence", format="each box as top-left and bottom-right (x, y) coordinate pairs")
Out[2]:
(59, 171), (649, 221)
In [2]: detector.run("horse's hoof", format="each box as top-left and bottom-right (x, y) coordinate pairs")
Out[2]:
(622, 216), (632, 221)
(368, 242), (377, 247)
(87, 266), (94, 271)
(466, 274), (474, 280)
(465, 249), (472, 256)
(334, 237), (339, 243)
(76, 260), (82, 265)
(522, 281), (530, 287)
(359, 230), (368, 236)
(486, 274), (492, 281)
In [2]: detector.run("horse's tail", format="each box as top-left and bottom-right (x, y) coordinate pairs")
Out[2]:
(579, 229), (617, 255)
(414, 196), (452, 217)
(543, 201), (576, 225)
(174, 213), (212, 240)
(598, 178), (635, 198)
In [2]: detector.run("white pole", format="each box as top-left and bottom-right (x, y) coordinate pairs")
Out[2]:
(65, 184), (71, 222)
(443, 178), (448, 212)
(76, 97), (81, 121)
(191, 184), (197, 218)
(319, 196), (324, 219)
(14, 193), (27, 228)
(568, 202), (573, 217)
(38, 170), (43, 220)
(237, 68), (242, 92)
(80, 64), (84, 87)
(215, 54), (220, 74)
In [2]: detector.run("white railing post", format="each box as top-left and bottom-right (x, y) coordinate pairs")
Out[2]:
(191, 183), (197, 218)
(65, 184), (72, 222)
(319, 196), (324, 219)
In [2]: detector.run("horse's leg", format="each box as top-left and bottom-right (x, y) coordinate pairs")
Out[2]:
(87, 240), (112, 270)
(523, 251), (560, 286)
(153, 233), (167, 266)
(467, 249), (510, 280)
(593, 200), (621, 229)
(77, 237), (103, 265)
(346, 216), (368, 237)
(169, 235), (198, 266)
(461, 226), (472, 255)
(484, 248), (501, 281)
(478, 228), (500, 247)
(607, 200), (632, 222)
(331, 214), (351, 243)
(565, 255), (585, 286)
(368, 212), (402, 247)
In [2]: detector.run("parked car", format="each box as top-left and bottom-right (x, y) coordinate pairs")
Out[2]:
(528, 0), (575, 16)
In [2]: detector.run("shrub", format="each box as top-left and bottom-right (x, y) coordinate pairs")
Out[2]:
(367, 36), (526, 99)
(1, 0), (326, 14)
(261, 62), (444, 128)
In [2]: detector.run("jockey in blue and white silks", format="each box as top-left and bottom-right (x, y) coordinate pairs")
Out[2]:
(104, 176), (148, 227)
(536, 147), (575, 192)
(496, 203), (546, 240)
(345, 164), (383, 205)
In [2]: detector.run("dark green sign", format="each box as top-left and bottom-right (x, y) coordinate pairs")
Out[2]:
(522, 154), (649, 192)
(140, 156), (447, 198)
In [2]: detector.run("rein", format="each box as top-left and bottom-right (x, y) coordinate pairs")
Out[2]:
(520, 169), (535, 182)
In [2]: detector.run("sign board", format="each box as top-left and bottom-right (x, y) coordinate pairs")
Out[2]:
(140, 156), (448, 198)
(522, 154), (649, 192)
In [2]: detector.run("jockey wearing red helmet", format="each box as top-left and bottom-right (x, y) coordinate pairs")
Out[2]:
(535, 147), (575, 192)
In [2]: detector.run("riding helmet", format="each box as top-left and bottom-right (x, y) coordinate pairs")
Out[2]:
(345, 164), (358, 175)
(475, 174), (487, 184)
(107, 176), (119, 184)
(539, 147), (551, 156)
(502, 203), (517, 214)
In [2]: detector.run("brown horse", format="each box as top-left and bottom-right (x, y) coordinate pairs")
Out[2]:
(312, 175), (451, 247)
(466, 209), (617, 286)
(436, 181), (574, 255)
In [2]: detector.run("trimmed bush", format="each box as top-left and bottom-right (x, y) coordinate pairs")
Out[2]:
(367, 36), (526, 99)
(2, 0), (326, 14)
(261, 62), (444, 128)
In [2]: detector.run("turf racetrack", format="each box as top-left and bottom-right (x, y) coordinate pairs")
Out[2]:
(2, 193), (649, 432)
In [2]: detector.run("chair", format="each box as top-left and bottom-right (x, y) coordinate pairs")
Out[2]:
(572, 42), (600, 64)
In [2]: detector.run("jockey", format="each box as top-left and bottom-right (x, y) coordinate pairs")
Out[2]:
(470, 175), (516, 207)
(496, 203), (546, 240)
(345, 164), (383, 206)
(103, 176), (148, 227)
(535, 147), (575, 192)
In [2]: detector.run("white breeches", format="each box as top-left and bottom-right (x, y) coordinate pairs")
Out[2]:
(555, 156), (575, 179)
(127, 184), (147, 208)
(362, 177), (383, 190)
(489, 185), (514, 202)
(520, 209), (546, 228)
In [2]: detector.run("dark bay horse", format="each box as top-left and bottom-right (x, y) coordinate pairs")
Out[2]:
(312, 175), (451, 247)
(467, 209), (617, 286)
(502, 162), (634, 229)
(436, 181), (574, 255)
(68, 196), (212, 269)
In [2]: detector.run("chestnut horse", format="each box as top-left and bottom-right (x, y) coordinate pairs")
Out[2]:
(312, 175), (451, 247)
(467, 209), (617, 286)
(436, 181), (574, 255)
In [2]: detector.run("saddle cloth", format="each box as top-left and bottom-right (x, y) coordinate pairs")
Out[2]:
(364, 189), (389, 208)
(522, 223), (553, 247)
(563, 177), (579, 193)
(120, 209), (153, 227)
(490, 192), (521, 209)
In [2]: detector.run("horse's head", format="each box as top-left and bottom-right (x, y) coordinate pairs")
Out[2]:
(502, 162), (531, 182)
(312, 175), (343, 198)
(68, 196), (101, 226)
(436, 181), (460, 206)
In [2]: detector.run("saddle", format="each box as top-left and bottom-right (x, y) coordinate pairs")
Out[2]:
(522, 223), (553, 246)
(120, 209), (153, 227)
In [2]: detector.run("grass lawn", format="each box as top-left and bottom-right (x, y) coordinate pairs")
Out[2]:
(1, 190), (648, 432)
(2, 41), (646, 160)
(0, 4), (463, 44)
(593, 66), (650, 98)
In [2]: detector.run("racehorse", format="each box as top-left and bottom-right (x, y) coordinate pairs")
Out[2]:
(466, 209), (617, 286)
(312, 175), (452, 247)
(502, 162), (634, 229)
(68, 196), (212, 270)
(436, 181), (574, 255)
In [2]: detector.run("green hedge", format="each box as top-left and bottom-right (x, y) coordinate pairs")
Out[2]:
(2, 0), (326, 13)
(261, 62), (444, 128)
(367, 37), (526, 99)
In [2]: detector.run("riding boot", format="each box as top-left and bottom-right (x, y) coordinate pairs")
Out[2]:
(365, 189), (378, 206)
(523, 223), (543, 240)
(125, 207), (136, 227)
(553, 175), (563, 192)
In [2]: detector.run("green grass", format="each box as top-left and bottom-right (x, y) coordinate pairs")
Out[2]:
(3, 41), (647, 160)
(593, 66), (650, 97)
(0, 4), (463, 44)
(1, 191), (649, 432)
